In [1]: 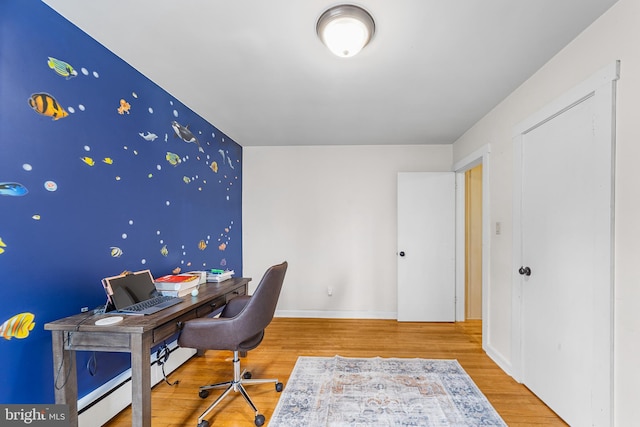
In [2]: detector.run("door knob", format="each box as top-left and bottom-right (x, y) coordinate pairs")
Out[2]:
(399, 251), (405, 257)
(518, 266), (531, 276)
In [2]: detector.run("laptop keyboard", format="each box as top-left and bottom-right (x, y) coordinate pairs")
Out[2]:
(123, 295), (180, 312)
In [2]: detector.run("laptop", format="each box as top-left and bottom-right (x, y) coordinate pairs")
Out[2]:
(102, 269), (183, 315)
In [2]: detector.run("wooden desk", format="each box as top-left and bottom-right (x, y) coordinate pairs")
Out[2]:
(44, 277), (250, 427)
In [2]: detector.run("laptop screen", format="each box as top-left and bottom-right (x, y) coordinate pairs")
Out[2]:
(102, 270), (158, 309)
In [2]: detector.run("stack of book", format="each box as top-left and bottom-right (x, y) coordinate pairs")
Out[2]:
(154, 273), (200, 297)
(206, 269), (234, 283)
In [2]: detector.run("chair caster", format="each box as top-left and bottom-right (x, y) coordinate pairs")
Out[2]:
(254, 414), (265, 426)
(198, 389), (209, 399)
(243, 371), (252, 379)
(275, 382), (284, 392)
(197, 420), (209, 427)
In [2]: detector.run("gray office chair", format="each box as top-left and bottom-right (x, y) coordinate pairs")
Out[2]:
(178, 261), (288, 427)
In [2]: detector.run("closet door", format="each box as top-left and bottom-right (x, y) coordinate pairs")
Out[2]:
(397, 172), (455, 322)
(513, 62), (618, 426)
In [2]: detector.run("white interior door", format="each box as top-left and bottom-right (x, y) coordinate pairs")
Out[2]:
(397, 172), (455, 322)
(513, 63), (617, 427)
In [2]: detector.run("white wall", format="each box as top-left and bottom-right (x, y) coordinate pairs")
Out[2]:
(452, 0), (640, 424)
(243, 145), (452, 318)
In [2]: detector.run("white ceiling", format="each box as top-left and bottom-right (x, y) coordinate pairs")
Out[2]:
(43, 0), (618, 147)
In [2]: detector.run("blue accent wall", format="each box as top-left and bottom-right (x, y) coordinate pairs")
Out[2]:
(0, 0), (243, 403)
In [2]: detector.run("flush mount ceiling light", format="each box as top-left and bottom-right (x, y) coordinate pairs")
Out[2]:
(316, 4), (375, 58)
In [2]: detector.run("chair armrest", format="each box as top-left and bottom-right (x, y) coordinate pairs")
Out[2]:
(178, 296), (253, 350)
(178, 316), (240, 350)
(221, 295), (251, 318)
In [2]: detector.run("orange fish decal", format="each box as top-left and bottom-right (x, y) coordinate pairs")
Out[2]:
(1, 313), (35, 340)
(218, 243), (226, 251)
(198, 240), (207, 250)
(28, 93), (68, 120)
(117, 99), (131, 115)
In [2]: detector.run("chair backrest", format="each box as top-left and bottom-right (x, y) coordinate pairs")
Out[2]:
(229, 261), (287, 343)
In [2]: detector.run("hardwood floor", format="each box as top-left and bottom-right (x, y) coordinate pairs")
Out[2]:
(105, 318), (567, 426)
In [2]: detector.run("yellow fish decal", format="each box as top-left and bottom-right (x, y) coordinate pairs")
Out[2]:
(160, 245), (169, 257)
(166, 152), (181, 166)
(183, 176), (191, 184)
(102, 157), (113, 165)
(1, 313), (35, 340)
(211, 161), (218, 173)
(117, 99), (131, 115)
(198, 240), (207, 250)
(47, 57), (77, 79)
(81, 157), (95, 166)
(110, 246), (123, 257)
(28, 93), (68, 120)
(0, 237), (6, 255)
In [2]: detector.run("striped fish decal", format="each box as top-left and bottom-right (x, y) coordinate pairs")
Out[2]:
(0, 313), (36, 340)
(47, 57), (78, 79)
(28, 93), (68, 120)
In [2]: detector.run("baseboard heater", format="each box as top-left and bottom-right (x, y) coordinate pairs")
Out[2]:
(77, 341), (196, 427)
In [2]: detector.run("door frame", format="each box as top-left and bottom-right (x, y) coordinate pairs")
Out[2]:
(511, 61), (619, 425)
(454, 145), (491, 349)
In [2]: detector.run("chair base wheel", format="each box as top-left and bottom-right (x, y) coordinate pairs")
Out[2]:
(198, 420), (209, 427)
(199, 389), (209, 399)
(243, 371), (252, 379)
(276, 382), (283, 392)
(255, 414), (265, 426)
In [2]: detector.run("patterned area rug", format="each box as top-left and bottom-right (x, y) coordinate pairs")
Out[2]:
(270, 356), (507, 427)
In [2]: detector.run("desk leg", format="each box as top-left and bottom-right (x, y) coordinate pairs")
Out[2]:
(131, 333), (152, 427)
(51, 331), (78, 427)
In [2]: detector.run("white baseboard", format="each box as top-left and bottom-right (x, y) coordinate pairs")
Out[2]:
(484, 342), (514, 379)
(77, 342), (196, 427)
(275, 309), (397, 319)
